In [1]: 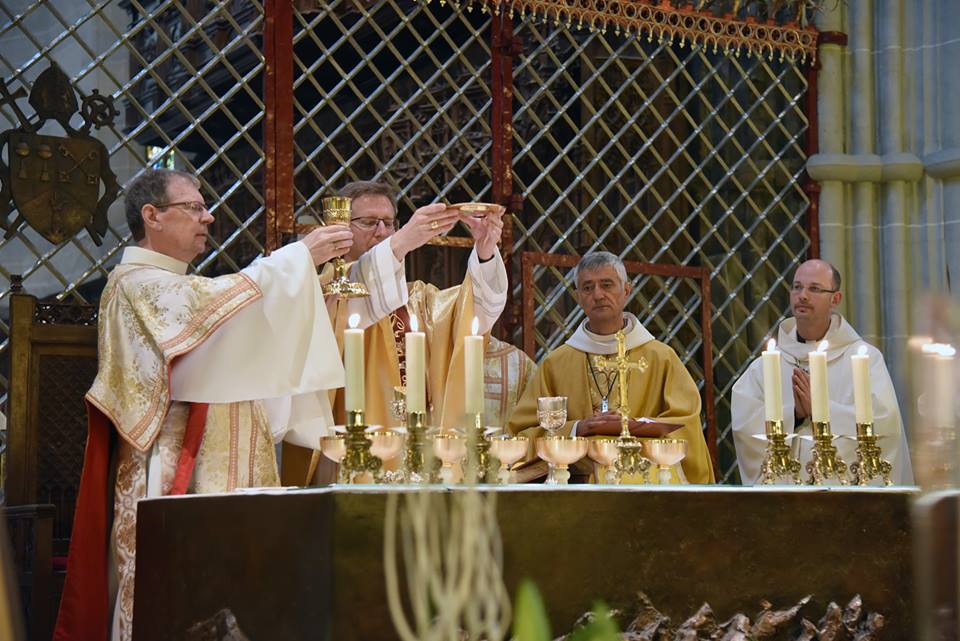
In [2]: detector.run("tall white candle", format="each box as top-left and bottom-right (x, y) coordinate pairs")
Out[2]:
(344, 313), (364, 412)
(464, 317), (484, 415)
(761, 338), (783, 422)
(851, 344), (873, 424)
(809, 340), (830, 423)
(927, 343), (956, 428)
(406, 314), (426, 414)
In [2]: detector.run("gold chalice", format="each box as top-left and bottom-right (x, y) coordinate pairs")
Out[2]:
(320, 434), (346, 463)
(430, 433), (467, 483)
(536, 436), (588, 485)
(643, 438), (687, 484)
(321, 196), (368, 298)
(487, 435), (528, 484)
(587, 438), (622, 484)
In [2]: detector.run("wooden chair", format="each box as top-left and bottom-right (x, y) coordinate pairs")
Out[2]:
(5, 280), (98, 639)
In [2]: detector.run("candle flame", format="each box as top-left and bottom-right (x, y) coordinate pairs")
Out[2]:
(348, 313), (361, 329)
(857, 344), (868, 357)
(816, 340), (828, 353)
(942, 344), (957, 358)
(766, 338), (776, 351)
(410, 314), (419, 333)
(922, 342), (956, 358)
(471, 316), (479, 336)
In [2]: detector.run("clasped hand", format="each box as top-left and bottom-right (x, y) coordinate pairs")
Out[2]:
(577, 411), (680, 438)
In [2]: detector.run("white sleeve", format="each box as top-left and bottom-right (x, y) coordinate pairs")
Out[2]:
(467, 246), (508, 335)
(346, 237), (408, 328)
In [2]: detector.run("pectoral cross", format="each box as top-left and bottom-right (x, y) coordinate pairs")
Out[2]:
(594, 329), (647, 438)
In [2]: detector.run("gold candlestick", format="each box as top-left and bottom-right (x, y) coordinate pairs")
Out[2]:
(759, 420), (801, 485)
(464, 412), (499, 484)
(851, 422), (893, 486)
(404, 411), (439, 483)
(594, 329), (651, 480)
(321, 196), (369, 299)
(340, 409), (382, 483)
(806, 421), (849, 485)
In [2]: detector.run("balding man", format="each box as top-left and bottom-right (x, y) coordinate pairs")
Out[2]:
(731, 260), (913, 485)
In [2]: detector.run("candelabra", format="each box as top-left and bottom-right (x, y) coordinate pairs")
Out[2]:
(339, 409), (382, 483)
(464, 412), (500, 484)
(758, 420), (801, 485)
(850, 422), (893, 486)
(806, 421), (849, 485)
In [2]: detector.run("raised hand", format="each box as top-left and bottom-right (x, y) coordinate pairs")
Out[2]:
(389, 203), (460, 261)
(460, 205), (505, 260)
(300, 225), (354, 266)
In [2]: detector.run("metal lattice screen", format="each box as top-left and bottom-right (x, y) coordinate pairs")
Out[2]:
(291, 0), (493, 285)
(0, 0), (269, 405)
(510, 20), (811, 483)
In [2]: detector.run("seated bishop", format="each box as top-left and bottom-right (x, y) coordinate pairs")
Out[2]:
(55, 169), (351, 641)
(506, 251), (715, 484)
(731, 259), (914, 485)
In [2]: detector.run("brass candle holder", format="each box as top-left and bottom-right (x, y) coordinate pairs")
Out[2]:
(806, 421), (849, 485)
(340, 409), (382, 483)
(759, 420), (801, 485)
(464, 412), (500, 484)
(850, 422), (893, 486)
(320, 196), (369, 299)
(404, 411), (440, 483)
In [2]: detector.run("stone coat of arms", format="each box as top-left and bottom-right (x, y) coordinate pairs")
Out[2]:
(0, 63), (120, 245)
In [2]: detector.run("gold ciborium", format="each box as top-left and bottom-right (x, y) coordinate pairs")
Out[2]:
(587, 439), (622, 484)
(536, 436), (588, 485)
(430, 433), (467, 483)
(643, 438), (688, 484)
(850, 422), (893, 486)
(758, 420), (802, 485)
(806, 421), (849, 485)
(321, 196), (369, 298)
(367, 428), (405, 482)
(486, 435), (528, 484)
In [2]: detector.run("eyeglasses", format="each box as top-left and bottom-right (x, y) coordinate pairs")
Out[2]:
(791, 284), (838, 295)
(351, 217), (398, 231)
(154, 201), (209, 216)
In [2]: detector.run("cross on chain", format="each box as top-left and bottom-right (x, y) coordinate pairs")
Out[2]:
(594, 329), (647, 438)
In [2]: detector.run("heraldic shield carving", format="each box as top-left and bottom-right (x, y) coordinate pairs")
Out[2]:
(0, 63), (120, 245)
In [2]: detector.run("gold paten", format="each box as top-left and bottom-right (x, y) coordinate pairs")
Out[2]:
(339, 409), (382, 483)
(806, 421), (849, 485)
(536, 436), (588, 485)
(321, 196), (369, 299)
(759, 420), (801, 485)
(851, 422), (893, 486)
(595, 329), (652, 480)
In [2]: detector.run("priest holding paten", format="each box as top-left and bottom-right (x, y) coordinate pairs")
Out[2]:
(55, 169), (351, 641)
(731, 259), (914, 485)
(506, 251), (715, 484)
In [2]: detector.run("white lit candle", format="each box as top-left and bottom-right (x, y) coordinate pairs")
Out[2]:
(809, 340), (830, 423)
(926, 343), (956, 428)
(405, 314), (426, 414)
(761, 338), (783, 422)
(464, 317), (484, 415)
(851, 344), (873, 424)
(344, 313), (364, 412)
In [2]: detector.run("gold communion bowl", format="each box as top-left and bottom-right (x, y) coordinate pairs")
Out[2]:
(487, 435), (528, 468)
(430, 433), (467, 465)
(320, 434), (346, 463)
(367, 429), (405, 462)
(643, 438), (688, 468)
(587, 438), (621, 467)
(536, 436), (588, 467)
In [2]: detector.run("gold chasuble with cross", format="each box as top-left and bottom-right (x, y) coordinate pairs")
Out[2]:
(55, 243), (343, 641)
(507, 313), (714, 484)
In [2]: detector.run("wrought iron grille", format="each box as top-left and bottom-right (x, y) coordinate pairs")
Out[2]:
(510, 20), (811, 483)
(291, 0), (493, 286)
(0, 0), (268, 402)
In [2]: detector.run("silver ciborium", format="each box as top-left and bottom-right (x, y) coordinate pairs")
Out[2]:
(535, 436), (588, 485)
(321, 196), (369, 299)
(643, 438), (688, 484)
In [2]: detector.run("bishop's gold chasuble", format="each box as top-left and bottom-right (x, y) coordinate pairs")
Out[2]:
(507, 340), (715, 484)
